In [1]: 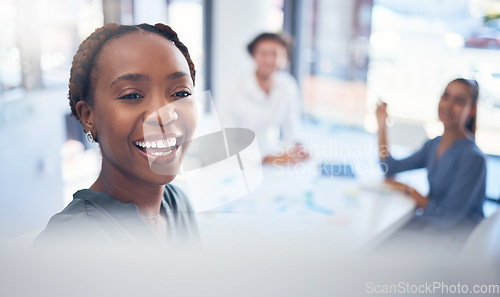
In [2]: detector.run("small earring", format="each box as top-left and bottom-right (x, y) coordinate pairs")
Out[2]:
(86, 130), (95, 143)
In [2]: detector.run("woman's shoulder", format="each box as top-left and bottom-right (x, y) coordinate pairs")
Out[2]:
(38, 190), (114, 229)
(420, 136), (441, 151)
(429, 136), (485, 161)
(34, 189), (138, 245)
(427, 136), (441, 144)
(48, 190), (96, 221)
(459, 137), (486, 161)
(53, 189), (130, 219)
(33, 196), (102, 248)
(274, 71), (298, 85)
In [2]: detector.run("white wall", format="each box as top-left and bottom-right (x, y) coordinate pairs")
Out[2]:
(211, 0), (276, 101)
(134, 0), (167, 24)
(0, 89), (67, 243)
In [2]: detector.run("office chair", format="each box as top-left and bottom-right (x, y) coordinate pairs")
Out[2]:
(387, 119), (428, 152)
(460, 209), (500, 263)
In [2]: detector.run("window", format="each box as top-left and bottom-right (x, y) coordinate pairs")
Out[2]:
(367, 0), (500, 155)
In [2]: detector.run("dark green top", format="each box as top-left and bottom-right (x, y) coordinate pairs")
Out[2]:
(34, 185), (199, 249)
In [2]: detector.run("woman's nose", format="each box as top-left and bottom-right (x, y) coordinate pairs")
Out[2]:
(266, 55), (277, 64)
(145, 99), (179, 127)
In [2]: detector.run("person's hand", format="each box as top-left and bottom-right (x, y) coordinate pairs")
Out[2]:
(263, 144), (310, 165)
(289, 143), (310, 162)
(383, 179), (408, 192)
(383, 179), (428, 208)
(375, 100), (388, 129)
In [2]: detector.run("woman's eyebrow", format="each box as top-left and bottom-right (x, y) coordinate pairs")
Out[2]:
(166, 71), (191, 80)
(110, 73), (149, 87)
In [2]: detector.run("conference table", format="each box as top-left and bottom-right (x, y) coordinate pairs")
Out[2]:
(191, 159), (416, 256)
(174, 108), (418, 256)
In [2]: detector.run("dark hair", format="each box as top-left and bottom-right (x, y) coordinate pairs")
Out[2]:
(448, 78), (479, 134)
(68, 23), (196, 120)
(246, 32), (292, 57)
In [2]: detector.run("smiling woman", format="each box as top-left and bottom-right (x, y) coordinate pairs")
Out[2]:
(34, 23), (199, 249)
(375, 78), (487, 254)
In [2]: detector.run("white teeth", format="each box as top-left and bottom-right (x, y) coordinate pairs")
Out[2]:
(151, 150), (173, 156)
(134, 138), (178, 149)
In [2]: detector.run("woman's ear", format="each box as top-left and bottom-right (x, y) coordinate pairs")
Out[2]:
(75, 101), (95, 132)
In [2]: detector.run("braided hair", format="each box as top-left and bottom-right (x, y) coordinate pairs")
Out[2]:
(68, 23), (196, 120)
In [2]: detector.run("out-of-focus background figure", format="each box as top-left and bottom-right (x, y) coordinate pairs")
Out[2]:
(217, 33), (309, 164)
(375, 78), (487, 255)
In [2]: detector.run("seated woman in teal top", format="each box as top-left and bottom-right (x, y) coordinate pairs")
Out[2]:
(35, 23), (199, 248)
(376, 78), (486, 233)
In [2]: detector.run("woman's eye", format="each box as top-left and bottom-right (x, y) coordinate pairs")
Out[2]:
(119, 93), (143, 100)
(173, 91), (192, 98)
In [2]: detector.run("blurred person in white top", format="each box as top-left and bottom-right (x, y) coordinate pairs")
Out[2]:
(218, 33), (309, 164)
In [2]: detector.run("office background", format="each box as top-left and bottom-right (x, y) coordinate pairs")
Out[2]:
(1, 0), (499, 243)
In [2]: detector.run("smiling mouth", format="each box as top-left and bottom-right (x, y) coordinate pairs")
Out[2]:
(134, 137), (179, 157)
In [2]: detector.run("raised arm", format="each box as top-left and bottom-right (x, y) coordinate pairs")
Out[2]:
(376, 100), (428, 204)
(376, 101), (389, 161)
(376, 100), (428, 175)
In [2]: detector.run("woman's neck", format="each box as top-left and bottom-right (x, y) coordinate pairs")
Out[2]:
(442, 125), (468, 143)
(436, 126), (468, 160)
(90, 162), (165, 217)
(255, 70), (273, 94)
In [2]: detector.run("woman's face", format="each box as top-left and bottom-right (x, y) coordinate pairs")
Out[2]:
(89, 31), (197, 185)
(252, 39), (287, 77)
(438, 81), (475, 130)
